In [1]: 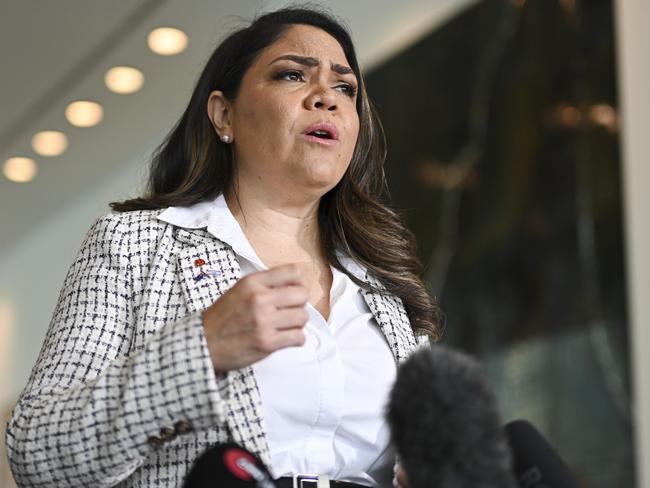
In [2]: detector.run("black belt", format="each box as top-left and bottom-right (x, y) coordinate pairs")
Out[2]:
(276, 476), (370, 488)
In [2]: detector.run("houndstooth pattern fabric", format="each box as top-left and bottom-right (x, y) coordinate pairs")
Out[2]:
(5, 209), (426, 487)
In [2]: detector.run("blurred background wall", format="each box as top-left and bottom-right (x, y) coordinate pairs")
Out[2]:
(368, 1), (631, 485)
(1, 0), (648, 486)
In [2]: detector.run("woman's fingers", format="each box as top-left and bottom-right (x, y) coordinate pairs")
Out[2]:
(202, 263), (312, 372)
(249, 324), (307, 353)
(272, 327), (306, 349)
(267, 307), (309, 330)
(254, 263), (307, 288)
(246, 285), (309, 329)
(258, 285), (309, 309)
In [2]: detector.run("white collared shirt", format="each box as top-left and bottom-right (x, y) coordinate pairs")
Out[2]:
(158, 195), (397, 487)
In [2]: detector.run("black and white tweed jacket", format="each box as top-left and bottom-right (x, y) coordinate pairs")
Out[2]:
(6, 209), (424, 487)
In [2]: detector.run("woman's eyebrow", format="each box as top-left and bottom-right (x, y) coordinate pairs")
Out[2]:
(269, 54), (355, 77)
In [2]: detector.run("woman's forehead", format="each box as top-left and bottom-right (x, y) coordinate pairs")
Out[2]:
(259, 24), (350, 68)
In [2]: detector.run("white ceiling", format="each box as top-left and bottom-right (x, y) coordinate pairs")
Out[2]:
(0, 0), (474, 253)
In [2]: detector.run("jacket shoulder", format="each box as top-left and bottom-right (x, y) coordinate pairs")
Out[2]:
(102, 208), (168, 230)
(86, 209), (172, 241)
(75, 209), (174, 270)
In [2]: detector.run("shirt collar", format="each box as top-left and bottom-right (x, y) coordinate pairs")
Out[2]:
(159, 194), (263, 267)
(158, 194), (368, 281)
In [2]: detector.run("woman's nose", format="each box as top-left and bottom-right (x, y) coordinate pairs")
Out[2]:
(304, 86), (337, 112)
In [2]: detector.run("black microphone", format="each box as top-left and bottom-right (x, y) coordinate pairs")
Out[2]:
(183, 442), (278, 488)
(387, 345), (517, 488)
(505, 420), (579, 488)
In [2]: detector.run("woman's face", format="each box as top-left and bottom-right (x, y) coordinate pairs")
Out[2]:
(212, 24), (360, 203)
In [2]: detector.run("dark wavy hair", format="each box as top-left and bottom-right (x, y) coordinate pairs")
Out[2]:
(111, 7), (442, 340)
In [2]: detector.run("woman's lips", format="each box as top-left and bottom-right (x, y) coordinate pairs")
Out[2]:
(302, 121), (340, 146)
(302, 133), (339, 146)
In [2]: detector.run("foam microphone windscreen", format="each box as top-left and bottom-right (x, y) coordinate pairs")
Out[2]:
(505, 420), (579, 488)
(183, 442), (277, 488)
(387, 345), (517, 488)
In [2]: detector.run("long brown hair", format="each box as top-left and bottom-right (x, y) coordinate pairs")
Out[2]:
(111, 7), (442, 340)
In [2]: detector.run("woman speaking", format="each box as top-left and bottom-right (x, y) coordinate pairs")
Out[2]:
(6, 7), (440, 487)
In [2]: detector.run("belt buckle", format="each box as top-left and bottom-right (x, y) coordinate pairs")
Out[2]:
(293, 473), (330, 488)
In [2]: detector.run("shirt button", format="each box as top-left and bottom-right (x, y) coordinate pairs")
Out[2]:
(174, 420), (193, 434)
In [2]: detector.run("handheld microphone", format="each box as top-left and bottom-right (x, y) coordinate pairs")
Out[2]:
(387, 345), (517, 488)
(505, 420), (579, 488)
(183, 442), (277, 488)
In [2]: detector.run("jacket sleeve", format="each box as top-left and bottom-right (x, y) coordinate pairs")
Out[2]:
(5, 214), (231, 487)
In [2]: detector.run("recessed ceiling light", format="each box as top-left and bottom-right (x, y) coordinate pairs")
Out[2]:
(3, 157), (38, 183)
(31, 131), (68, 157)
(105, 66), (144, 94)
(66, 100), (104, 127)
(148, 27), (188, 56)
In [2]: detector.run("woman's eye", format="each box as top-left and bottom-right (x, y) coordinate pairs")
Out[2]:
(274, 70), (356, 98)
(336, 83), (357, 98)
(275, 70), (304, 82)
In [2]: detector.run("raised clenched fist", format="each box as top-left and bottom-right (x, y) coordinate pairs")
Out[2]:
(201, 263), (309, 372)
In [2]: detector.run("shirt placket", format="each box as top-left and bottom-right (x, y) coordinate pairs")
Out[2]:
(303, 306), (345, 473)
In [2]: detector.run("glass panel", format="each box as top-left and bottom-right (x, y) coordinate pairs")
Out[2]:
(366, 1), (633, 486)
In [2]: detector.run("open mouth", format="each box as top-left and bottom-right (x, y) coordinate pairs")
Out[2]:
(303, 123), (339, 144)
(307, 129), (334, 140)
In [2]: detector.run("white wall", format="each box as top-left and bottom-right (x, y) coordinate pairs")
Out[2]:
(615, 0), (650, 486)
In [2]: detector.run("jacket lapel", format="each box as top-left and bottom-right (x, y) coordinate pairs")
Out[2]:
(175, 227), (242, 310)
(361, 273), (418, 364)
(172, 227), (272, 465)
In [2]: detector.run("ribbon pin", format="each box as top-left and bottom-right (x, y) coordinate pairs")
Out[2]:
(193, 258), (221, 282)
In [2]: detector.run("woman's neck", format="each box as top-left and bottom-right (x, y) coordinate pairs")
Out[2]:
(225, 185), (334, 319)
(225, 186), (324, 264)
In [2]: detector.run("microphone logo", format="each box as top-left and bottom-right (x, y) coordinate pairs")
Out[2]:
(223, 447), (275, 487)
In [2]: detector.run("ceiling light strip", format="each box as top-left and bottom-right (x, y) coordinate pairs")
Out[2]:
(0, 0), (169, 159)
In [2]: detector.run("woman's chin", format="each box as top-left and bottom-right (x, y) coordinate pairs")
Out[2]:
(293, 173), (344, 197)
(291, 163), (347, 192)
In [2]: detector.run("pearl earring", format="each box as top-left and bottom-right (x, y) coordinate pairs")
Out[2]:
(221, 134), (231, 143)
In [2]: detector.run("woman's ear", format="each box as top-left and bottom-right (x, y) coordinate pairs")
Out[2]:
(207, 90), (233, 140)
